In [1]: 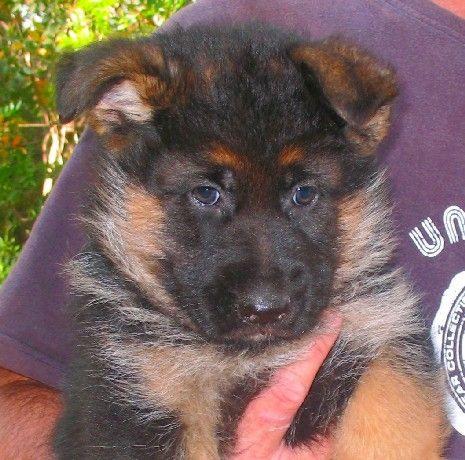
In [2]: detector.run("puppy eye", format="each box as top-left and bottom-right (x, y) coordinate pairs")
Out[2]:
(292, 185), (319, 206)
(191, 186), (220, 206)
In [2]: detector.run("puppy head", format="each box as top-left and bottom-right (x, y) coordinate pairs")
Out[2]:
(57, 25), (396, 348)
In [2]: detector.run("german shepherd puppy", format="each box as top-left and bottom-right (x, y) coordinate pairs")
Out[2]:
(54, 24), (449, 459)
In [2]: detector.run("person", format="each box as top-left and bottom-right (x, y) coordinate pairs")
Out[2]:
(1, 0), (464, 458)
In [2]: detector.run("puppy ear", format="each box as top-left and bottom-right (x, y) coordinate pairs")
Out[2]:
(55, 39), (177, 129)
(290, 39), (397, 155)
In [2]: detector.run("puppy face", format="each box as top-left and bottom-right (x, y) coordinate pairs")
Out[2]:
(57, 25), (396, 348)
(151, 144), (339, 345)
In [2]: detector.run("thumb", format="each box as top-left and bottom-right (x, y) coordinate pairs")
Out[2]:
(232, 315), (342, 459)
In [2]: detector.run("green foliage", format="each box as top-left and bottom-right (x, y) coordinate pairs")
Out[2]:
(0, 147), (46, 282)
(0, 234), (21, 282)
(56, 0), (191, 49)
(0, 0), (190, 283)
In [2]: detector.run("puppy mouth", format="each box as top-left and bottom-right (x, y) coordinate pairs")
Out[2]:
(217, 313), (300, 345)
(176, 311), (298, 346)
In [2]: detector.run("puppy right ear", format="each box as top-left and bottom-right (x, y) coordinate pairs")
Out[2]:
(55, 38), (178, 128)
(290, 39), (397, 155)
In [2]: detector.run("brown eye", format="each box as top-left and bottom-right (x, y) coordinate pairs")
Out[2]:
(191, 186), (220, 206)
(293, 186), (319, 206)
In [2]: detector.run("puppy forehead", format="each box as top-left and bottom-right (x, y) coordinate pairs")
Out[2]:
(155, 143), (342, 188)
(207, 145), (311, 171)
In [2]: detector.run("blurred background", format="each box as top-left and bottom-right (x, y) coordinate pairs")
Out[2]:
(0, 0), (191, 282)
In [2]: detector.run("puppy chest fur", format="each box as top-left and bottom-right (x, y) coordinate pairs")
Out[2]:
(54, 23), (449, 458)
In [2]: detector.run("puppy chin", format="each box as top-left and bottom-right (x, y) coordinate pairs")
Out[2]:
(214, 323), (302, 351)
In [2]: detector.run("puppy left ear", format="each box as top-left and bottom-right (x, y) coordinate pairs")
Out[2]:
(55, 38), (179, 131)
(290, 39), (398, 155)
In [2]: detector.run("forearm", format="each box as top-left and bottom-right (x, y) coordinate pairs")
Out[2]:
(0, 368), (62, 459)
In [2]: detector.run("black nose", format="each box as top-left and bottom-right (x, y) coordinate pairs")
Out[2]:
(237, 288), (290, 325)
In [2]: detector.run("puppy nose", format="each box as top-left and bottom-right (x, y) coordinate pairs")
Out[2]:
(238, 293), (290, 325)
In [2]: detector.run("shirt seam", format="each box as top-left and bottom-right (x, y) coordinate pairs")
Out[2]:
(0, 330), (65, 371)
(379, 0), (465, 46)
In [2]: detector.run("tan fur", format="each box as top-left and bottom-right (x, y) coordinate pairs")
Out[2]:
(209, 145), (248, 171)
(333, 178), (426, 366)
(121, 186), (199, 329)
(138, 347), (224, 459)
(116, 185), (172, 307)
(335, 191), (368, 275)
(278, 145), (305, 166)
(332, 358), (449, 460)
(123, 185), (166, 274)
(334, 177), (395, 293)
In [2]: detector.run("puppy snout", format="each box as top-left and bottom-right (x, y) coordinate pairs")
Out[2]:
(237, 287), (290, 325)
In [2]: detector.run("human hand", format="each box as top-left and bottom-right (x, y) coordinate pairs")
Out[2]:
(232, 316), (342, 460)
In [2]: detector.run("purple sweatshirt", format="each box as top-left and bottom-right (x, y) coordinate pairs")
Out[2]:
(1, 0), (464, 456)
